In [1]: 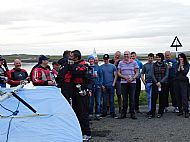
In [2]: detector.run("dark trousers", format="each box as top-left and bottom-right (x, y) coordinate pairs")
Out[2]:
(121, 83), (136, 114)
(61, 83), (72, 104)
(72, 88), (91, 136)
(134, 79), (141, 111)
(175, 80), (189, 113)
(115, 81), (122, 108)
(150, 83), (167, 115)
(165, 78), (177, 107)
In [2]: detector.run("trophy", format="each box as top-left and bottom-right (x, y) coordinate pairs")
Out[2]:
(76, 84), (86, 96)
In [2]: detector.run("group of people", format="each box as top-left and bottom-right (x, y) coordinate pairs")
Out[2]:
(0, 50), (189, 141)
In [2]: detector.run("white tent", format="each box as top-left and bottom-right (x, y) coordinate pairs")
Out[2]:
(0, 86), (82, 142)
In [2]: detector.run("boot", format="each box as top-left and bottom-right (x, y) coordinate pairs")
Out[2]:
(185, 112), (189, 118)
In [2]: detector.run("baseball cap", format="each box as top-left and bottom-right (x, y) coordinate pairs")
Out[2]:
(103, 54), (109, 60)
(38, 55), (49, 62)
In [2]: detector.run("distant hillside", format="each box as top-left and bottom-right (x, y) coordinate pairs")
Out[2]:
(3, 54), (62, 63)
(2, 51), (190, 63)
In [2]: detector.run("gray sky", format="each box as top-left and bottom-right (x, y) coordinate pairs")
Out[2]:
(0, 0), (190, 55)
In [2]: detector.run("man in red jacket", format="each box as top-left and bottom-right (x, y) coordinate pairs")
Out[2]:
(8, 59), (29, 87)
(31, 55), (56, 86)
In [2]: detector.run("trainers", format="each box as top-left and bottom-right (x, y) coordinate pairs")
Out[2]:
(95, 115), (102, 120)
(157, 114), (162, 118)
(89, 114), (93, 120)
(148, 114), (155, 119)
(173, 107), (179, 113)
(164, 107), (168, 113)
(146, 111), (151, 116)
(177, 112), (183, 116)
(83, 135), (92, 141)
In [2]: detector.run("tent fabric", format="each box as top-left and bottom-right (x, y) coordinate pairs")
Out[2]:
(0, 86), (82, 142)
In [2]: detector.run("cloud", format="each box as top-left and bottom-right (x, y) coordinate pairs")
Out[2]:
(0, 0), (190, 55)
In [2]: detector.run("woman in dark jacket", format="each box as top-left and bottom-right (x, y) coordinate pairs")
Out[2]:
(175, 53), (190, 118)
(149, 53), (168, 119)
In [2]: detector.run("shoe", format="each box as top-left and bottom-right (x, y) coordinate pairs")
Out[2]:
(83, 135), (92, 141)
(157, 114), (162, 118)
(146, 111), (151, 116)
(95, 115), (102, 120)
(164, 107), (168, 113)
(148, 114), (155, 119)
(177, 112), (183, 116)
(173, 107), (179, 113)
(117, 112), (126, 119)
(89, 114), (93, 120)
(185, 112), (189, 118)
(101, 113), (107, 117)
(131, 114), (137, 119)
(111, 113), (118, 119)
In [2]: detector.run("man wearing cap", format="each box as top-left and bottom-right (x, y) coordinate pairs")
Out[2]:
(101, 54), (117, 118)
(0, 55), (9, 88)
(31, 55), (56, 86)
(87, 55), (103, 120)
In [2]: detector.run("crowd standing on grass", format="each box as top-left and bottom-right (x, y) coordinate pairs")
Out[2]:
(0, 50), (189, 141)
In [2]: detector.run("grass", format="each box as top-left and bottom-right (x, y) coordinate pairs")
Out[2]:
(114, 90), (172, 107)
(114, 90), (147, 107)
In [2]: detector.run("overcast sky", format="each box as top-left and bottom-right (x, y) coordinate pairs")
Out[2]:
(0, 0), (190, 55)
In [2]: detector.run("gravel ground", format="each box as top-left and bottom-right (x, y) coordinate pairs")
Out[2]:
(89, 106), (190, 142)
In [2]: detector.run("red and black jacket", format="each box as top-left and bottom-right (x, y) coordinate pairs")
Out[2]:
(31, 65), (55, 86)
(56, 58), (72, 87)
(8, 68), (28, 87)
(70, 60), (94, 90)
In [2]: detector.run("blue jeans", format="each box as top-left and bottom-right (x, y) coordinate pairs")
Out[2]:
(102, 85), (115, 114)
(145, 83), (152, 112)
(89, 87), (102, 115)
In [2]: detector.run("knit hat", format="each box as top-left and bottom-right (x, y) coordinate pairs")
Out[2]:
(87, 55), (95, 61)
